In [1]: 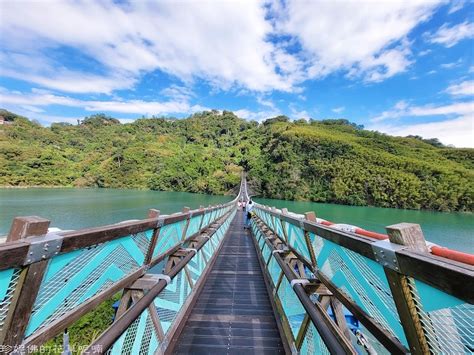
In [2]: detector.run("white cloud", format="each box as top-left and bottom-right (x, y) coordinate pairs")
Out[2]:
(440, 59), (462, 69)
(370, 99), (474, 147)
(372, 100), (473, 122)
(374, 115), (473, 148)
(332, 107), (345, 114)
(276, 0), (443, 82)
(256, 96), (277, 110)
(0, 1), (298, 93)
(0, 51), (137, 95)
(445, 80), (474, 96)
(418, 49), (432, 56)
(426, 21), (474, 47)
(233, 109), (281, 122)
(448, 0), (466, 14)
(0, 87), (202, 117)
(0, 0), (448, 96)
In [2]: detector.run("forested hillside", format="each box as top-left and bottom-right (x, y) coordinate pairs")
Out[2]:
(0, 109), (472, 211)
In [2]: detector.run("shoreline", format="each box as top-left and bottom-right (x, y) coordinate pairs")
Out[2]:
(0, 185), (75, 189)
(1, 185), (472, 214)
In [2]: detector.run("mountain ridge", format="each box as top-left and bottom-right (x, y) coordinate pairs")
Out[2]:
(1, 109), (472, 211)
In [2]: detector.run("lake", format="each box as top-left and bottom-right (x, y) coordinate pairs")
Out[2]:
(1, 188), (472, 253)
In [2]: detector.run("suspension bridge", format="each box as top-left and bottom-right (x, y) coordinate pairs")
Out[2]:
(0, 177), (472, 354)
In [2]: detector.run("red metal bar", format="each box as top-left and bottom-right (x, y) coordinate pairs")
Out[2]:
(430, 246), (474, 266)
(354, 228), (388, 241)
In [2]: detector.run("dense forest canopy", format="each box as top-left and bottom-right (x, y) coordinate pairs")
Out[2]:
(0, 109), (472, 212)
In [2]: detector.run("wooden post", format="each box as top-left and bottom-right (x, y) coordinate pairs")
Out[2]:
(279, 209), (289, 244)
(148, 209), (160, 218)
(330, 298), (351, 341)
(198, 206), (205, 231)
(295, 314), (311, 350)
(180, 207), (191, 240)
(304, 212), (318, 268)
(386, 223), (428, 253)
(145, 209), (161, 265)
(148, 304), (165, 342)
(2, 217), (50, 346)
(115, 290), (132, 319)
(384, 223), (430, 354)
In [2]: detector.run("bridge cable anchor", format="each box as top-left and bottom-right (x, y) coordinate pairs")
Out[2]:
(24, 233), (63, 265)
(155, 274), (172, 285)
(272, 249), (285, 256)
(290, 279), (310, 288)
(371, 239), (407, 271)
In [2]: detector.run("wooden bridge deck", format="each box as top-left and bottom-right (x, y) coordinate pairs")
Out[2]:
(173, 210), (285, 354)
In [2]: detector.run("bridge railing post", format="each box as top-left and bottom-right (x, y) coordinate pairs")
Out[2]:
(1, 216), (50, 347)
(144, 209), (161, 265)
(180, 207), (191, 240)
(303, 211), (318, 269)
(279, 208), (289, 244)
(384, 223), (435, 354)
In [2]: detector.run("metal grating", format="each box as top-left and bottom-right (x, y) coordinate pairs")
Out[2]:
(153, 222), (185, 258)
(108, 308), (159, 355)
(414, 279), (474, 354)
(174, 209), (284, 354)
(0, 268), (22, 333)
(185, 216), (202, 239)
(285, 223), (311, 261)
(267, 255), (282, 287)
(26, 232), (150, 336)
(277, 277), (306, 339)
(153, 269), (192, 334)
(262, 243), (271, 264)
(315, 237), (407, 346)
(300, 321), (330, 355)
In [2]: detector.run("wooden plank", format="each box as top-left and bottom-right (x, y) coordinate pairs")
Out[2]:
(385, 223), (431, 355)
(395, 249), (473, 303)
(130, 276), (160, 291)
(295, 314), (310, 350)
(116, 290), (132, 319)
(0, 241), (29, 270)
(304, 212), (318, 268)
(7, 216), (50, 242)
(330, 298), (351, 341)
(386, 223), (428, 253)
(148, 304), (165, 342)
(183, 266), (194, 289)
(2, 217), (50, 347)
(385, 268), (429, 354)
(145, 209), (161, 265)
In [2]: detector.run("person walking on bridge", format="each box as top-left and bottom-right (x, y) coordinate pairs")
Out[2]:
(245, 200), (254, 229)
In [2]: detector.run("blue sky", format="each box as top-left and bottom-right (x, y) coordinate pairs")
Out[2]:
(0, 0), (473, 147)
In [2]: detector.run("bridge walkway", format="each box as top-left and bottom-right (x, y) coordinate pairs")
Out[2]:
(173, 209), (285, 354)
